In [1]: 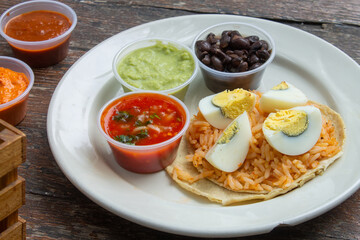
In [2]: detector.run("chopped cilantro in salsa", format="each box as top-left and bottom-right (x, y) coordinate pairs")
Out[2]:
(149, 113), (161, 119)
(134, 119), (152, 126)
(114, 129), (149, 145)
(112, 110), (133, 122)
(101, 93), (185, 146)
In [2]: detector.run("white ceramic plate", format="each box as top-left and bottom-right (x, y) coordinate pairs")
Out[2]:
(47, 14), (360, 237)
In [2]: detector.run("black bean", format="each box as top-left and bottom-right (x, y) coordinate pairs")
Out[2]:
(220, 33), (231, 48)
(221, 30), (232, 36)
(248, 54), (259, 66)
(241, 54), (248, 61)
(196, 40), (211, 53)
(246, 35), (260, 44)
(230, 30), (241, 38)
(249, 62), (262, 70)
(206, 33), (218, 44)
(223, 55), (232, 65)
(256, 49), (270, 61)
(231, 36), (250, 50)
(228, 53), (239, 59)
(201, 55), (211, 66)
(231, 57), (242, 68)
(239, 61), (249, 72)
(214, 49), (227, 61)
(211, 56), (224, 71)
(199, 51), (208, 59)
(249, 41), (263, 52)
(234, 49), (248, 58)
(209, 45), (219, 55)
(259, 40), (269, 50)
(225, 50), (234, 55)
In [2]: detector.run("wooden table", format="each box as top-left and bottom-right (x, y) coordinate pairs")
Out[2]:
(1, 1), (359, 239)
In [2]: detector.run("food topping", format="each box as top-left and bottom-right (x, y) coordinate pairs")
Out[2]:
(212, 88), (255, 119)
(0, 67), (29, 105)
(259, 81), (308, 113)
(198, 94), (233, 129)
(264, 109), (308, 137)
(199, 88), (255, 129)
(195, 30), (271, 72)
(205, 112), (252, 172)
(262, 105), (322, 156)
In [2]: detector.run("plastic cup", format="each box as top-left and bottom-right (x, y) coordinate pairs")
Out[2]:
(192, 22), (275, 93)
(0, 0), (77, 67)
(112, 38), (198, 101)
(98, 91), (190, 173)
(0, 56), (34, 125)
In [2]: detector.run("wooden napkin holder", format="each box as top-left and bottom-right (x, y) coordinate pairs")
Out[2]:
(0, 120), (26, 240)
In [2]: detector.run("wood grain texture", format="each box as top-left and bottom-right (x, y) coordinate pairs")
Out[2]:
(0, 177), (25, 221)
(0, 120), (26, 179)
(98, 0), (360, 26)
(18, 192), (360, 240)
(0, 217), (26, 240)
(0, 0), (359, 239)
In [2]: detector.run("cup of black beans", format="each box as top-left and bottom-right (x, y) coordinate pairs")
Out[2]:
(192, 22), (275, 93)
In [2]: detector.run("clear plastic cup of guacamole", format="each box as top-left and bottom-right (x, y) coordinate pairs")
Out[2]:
(112, 38), (199, 100)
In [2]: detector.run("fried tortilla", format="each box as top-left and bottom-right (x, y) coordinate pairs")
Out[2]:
(166, 101), (346, 205)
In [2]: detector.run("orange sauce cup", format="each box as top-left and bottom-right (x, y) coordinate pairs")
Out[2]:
(0, 56), (34, 126)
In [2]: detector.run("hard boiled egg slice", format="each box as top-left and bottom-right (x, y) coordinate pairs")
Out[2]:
(205, 111), (252, 172)
(199, 94), (232, 129)
(262, 105), (322, 156)
(260, 81), (308, 113)
(199, 89), (255, 129)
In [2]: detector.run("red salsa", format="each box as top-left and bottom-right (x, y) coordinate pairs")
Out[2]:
(101, 93), (186, 146)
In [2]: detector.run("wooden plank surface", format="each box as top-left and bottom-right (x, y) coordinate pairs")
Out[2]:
(117, 0), (360, 26)
(0, 0), (359, 239)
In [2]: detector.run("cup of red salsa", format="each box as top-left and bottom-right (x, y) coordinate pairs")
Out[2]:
(0, 0), (77, 67)
(98, 91), (190, 173)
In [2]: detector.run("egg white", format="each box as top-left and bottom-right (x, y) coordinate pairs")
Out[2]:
(260, 82), (308, 113)
(262, 105), (322, 156)
(205, 112), (252, 172)
(199, 94), (232, 129)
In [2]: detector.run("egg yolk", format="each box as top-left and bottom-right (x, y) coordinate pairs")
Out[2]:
(271, 81), (289, 90)
(211, 89), (255, 119)
(264, 109), (309, 136)
(217, 121), (239, 144)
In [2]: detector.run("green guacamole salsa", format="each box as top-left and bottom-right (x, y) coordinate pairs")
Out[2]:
(117, 41), (195, 91)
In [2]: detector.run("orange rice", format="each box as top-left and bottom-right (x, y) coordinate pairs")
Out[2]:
(177, 91), (341, 192)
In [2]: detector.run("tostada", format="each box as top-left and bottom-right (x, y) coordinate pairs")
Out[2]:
(166, 81), (346, 205)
